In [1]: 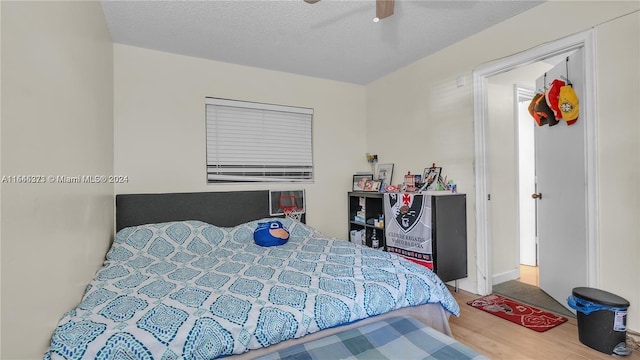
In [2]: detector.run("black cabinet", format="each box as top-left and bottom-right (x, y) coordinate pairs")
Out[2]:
(347, 192), (467, 283)
(430, 194), (467, 282)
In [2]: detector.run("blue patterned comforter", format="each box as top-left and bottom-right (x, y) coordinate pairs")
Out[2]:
(45, 219), (459, 359)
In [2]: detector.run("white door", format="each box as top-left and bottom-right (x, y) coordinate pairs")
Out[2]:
(534, 48), (587, 310)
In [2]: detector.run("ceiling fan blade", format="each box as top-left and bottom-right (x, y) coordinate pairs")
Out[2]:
(304, 0), (321, 3)
(376, 0), (394, 20)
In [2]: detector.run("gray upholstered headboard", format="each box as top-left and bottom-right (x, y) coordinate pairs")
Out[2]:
(115, 191), (276, 231)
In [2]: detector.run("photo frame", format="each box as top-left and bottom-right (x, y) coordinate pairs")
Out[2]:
(353, 174), (373, 191)
(403, 173), (417, 192)
(376, 163), (394, 187)
(364, 180), (382, 192)
(269, 189), (306, 216)
(423, 167), (442, 191)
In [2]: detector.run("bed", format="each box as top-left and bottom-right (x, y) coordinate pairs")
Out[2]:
(44, 191), (478, 359)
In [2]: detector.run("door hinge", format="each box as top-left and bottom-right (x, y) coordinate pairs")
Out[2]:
(488, 194), (491, 201)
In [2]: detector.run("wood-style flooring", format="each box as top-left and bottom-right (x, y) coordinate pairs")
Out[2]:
(449, 287), (640, 359)
(518, 264), (539, 287)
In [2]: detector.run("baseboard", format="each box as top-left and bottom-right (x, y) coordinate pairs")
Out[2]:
(446, 278), (477, 295)
(492, 269), (520, 286)
(443, 272), (519, 296)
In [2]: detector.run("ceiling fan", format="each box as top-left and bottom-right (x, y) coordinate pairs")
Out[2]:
(304, 0), (395, 21)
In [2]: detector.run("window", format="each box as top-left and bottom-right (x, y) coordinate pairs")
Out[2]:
(206, 97), (313, 183)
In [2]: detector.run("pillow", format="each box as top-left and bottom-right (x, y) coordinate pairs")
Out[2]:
(253, 220), (290, 247)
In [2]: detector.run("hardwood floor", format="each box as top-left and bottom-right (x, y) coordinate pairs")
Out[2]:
(449, 287), (640, 360)
(518, 265), (539, 287)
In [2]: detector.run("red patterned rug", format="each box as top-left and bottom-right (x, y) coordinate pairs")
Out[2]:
(467, 294), (568, 332)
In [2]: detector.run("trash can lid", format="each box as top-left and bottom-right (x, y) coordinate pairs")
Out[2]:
(572, 287), (630, 307)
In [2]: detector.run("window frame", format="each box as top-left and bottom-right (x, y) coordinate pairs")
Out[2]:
(205, 97), (314, 184)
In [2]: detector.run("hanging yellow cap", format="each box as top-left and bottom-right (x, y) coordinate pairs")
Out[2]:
(558, 85), (579, 125)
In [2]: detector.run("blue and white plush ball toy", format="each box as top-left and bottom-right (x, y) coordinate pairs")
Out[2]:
(253, 220), (290, 247)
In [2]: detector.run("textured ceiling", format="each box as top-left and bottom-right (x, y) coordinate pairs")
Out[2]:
(100, 0), (544, 85)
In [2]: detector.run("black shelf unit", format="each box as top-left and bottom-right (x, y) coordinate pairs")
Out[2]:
(348, 192), (385, 249)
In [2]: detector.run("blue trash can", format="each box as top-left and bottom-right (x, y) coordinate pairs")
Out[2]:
(568, 287), (630, 356)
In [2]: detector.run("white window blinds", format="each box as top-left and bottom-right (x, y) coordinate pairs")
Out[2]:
(206, 97), (314, 183)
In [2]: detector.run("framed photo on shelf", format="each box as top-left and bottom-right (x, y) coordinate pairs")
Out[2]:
(423, 167), (442, 191)
(376, 163), (394, 187)
(364, 180), (382, 192)
(353, 174), (373, 191)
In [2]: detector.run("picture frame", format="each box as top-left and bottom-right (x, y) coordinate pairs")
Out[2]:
(364, 180), (382, 192)
(423, 167), (442, 191)
(376, 163), (394, 187)
(269, 189), (306, 216)
(353, 174), (373, 191)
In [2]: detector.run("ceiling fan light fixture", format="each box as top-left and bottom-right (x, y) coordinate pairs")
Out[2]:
(304, 0), (395, 21)
(376, 0), (395, 20)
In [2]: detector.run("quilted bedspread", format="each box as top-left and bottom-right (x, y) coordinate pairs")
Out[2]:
(44, 219), (459, 359)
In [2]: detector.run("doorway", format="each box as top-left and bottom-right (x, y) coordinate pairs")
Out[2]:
(472, 30), (599, 300)
(488, 58), (582, 317)
(494, 80), (563, 315)
(484, 66), (546, 294)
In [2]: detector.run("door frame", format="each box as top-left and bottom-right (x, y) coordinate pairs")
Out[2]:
(472, 29), (599, 296)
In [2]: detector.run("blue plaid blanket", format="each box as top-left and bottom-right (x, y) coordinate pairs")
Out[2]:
(256, 317), (488, 360)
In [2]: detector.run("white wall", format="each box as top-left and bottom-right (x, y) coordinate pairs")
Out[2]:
(595, 9), (640, 328)
(486, 79), (519, 282)
(113, 45), (367, 239)
(0, 2), (114, 359)
(487, 63), (551, 283)
(366, 1), (640, 330)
